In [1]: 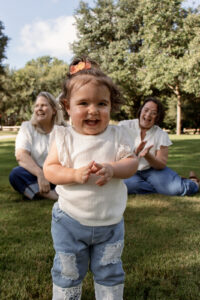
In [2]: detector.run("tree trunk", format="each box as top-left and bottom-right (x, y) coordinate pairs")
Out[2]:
(168, 83), (182, 135)
(176, 85), (181, 135)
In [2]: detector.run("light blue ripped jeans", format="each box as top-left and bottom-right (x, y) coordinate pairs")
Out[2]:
(51, 202), (125, 300)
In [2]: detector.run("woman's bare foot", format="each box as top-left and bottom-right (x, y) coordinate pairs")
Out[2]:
(189, 171), (199, 188)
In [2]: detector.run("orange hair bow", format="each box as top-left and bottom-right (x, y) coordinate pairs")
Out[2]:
(69, 61), (91, 75)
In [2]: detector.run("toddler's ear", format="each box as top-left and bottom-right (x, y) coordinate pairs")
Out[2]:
(63, 99), (70, 114)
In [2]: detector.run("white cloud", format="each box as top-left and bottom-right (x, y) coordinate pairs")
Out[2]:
(183, 0), (200, 7)
(18, 16), (77, 59)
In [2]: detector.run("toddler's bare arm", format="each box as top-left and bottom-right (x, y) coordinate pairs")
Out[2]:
(43, 141), (93, 185)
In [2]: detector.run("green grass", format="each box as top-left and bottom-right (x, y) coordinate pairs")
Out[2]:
(0, 136), (200, 299)
(168, 134), (200, 177)
(0, 130), (18, 136)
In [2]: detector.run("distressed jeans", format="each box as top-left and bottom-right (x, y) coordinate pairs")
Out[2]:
(51, 202), (125, 300)
(124, 167), (199, 196)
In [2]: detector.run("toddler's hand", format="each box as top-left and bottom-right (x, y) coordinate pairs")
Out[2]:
(92, 162), (114, 186)
(75, 161), (93, 184)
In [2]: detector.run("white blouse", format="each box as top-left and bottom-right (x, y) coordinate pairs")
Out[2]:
(50, 124), (135, 226)
(118, 119), (172, 171)
(15, 121), (50, 168)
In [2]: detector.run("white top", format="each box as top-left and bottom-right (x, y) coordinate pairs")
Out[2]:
(118, 119), (172, 171)
(51, 125), (134, 226)
(15, 121), (50, 168)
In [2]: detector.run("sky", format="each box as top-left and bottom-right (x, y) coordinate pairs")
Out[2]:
(0, 0), (200, 70)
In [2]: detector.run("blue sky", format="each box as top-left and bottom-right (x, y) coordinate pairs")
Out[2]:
(0, 0), (199, 70)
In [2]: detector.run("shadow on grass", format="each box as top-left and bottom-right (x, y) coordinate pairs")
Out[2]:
(123, 194), (200, 299)
(168, 139), (200, 177)
(0, 140), (16, 186)
(2, 190), (200, 299)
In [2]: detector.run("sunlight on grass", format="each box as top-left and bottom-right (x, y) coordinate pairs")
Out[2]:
(169, 134), (200, 140)
(0, 131), (17, 136)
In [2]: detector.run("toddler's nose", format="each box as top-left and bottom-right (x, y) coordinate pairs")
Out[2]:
(88, 104), (98, 114)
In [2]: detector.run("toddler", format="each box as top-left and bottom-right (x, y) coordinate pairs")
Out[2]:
(44, 57), (138, 300)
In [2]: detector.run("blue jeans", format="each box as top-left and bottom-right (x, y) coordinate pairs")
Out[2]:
(51, 202), (125, 300)
(9, 166), (55, 199)
(124, 167), (199, 196)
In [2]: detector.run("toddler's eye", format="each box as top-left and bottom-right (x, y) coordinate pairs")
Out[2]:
(79, 101), (88, 106)
(99, 102), (107, 106)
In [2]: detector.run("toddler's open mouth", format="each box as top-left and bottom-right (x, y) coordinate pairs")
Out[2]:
(85, 120), (99, 125)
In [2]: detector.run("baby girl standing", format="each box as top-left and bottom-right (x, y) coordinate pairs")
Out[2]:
(44, 57), (138, 300)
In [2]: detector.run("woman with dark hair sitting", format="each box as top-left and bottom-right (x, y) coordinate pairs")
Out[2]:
(119, 97), (199, 196)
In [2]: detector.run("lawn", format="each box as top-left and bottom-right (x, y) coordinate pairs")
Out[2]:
(0, 135), (200, 300)
(0, 130), (18, 136)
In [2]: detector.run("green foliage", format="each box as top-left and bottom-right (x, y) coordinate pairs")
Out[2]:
(0, 20), (9, 76)
(182, 96), (200, 130)
(72, 0), (200, 130)
(1, 1), (200, 130)
(73, 0), (143, 118)
(136, 0), (200, 133)
(0, 20), (9, 104)
(1, 56), (68, 125)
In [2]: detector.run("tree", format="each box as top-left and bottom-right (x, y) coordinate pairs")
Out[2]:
(0, 21), (9, 76)
(73, 0), (200, 132)
(136, 0), (200, 134)
(0, 21), (9, 127)
(73, 0), (143, 119)
(2, 56), (68, 125)
(0, 20), (9, 104)
(0, 66), (13, 125)
(182, 95), (200, 131)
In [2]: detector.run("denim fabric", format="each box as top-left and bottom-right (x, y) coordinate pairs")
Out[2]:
(94, 282), (124, 300)
(53, 282), (124, 300)
(51, 202), (125, 299)
(53, 283), (82, 300)
(9, 166), (55, 199)
(124, 167), (199, 196)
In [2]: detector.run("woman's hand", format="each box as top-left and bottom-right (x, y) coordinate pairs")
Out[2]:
(16, 149), (52, 192)
(135, 141), (153, 157)
(135, 141), (147, 156)
(138, 145), (168, 170)
(139, 145), (153, 158)
(37, 172), (51, 193)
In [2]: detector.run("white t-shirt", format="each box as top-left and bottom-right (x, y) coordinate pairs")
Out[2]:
(118, 119), (172, 171)
(51, 124), (134, 226)
(15, 121), (50, 168)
